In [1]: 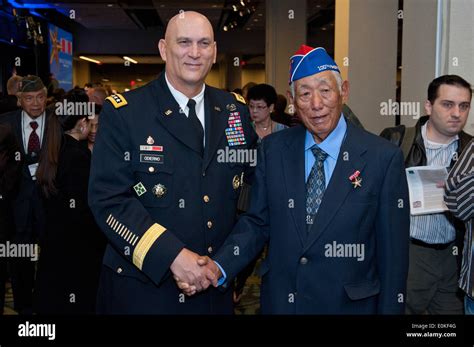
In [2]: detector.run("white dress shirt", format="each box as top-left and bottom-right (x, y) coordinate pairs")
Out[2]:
(164, 73), (206, 133)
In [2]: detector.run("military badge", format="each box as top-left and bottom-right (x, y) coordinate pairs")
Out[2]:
(133, 182), (147, 196)
(226, 103), (237, 112)
(349, 170), (362, 188)
(232, 175), (241, 190)
(152, 184), (167, 198)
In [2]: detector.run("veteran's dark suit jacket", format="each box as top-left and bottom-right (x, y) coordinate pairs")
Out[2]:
(214, 121), (410, 314)
(88, 72), (258, 314)
(0, 109), (48, 243)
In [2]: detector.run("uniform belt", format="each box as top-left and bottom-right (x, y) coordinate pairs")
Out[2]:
(410, 238), (451, 250)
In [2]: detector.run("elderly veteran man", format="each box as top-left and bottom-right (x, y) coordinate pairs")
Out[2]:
(178, 45), (410, 314)
(0, 75), (49, 314)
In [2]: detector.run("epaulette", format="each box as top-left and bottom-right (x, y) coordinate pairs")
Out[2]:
(106, 94), (128, 109)
(231, 92), (246, 105)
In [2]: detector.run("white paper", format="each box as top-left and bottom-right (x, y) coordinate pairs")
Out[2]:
(28, 163), (38, 181)
(405, 166), (449, 215)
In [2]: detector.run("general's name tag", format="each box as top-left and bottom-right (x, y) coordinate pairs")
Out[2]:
(140, 154), (164, 164)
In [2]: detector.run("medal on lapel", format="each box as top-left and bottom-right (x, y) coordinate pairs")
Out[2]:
(349, 170), (362, 188)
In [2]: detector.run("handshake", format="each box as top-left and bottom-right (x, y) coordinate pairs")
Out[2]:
(170, 248), (222, 296)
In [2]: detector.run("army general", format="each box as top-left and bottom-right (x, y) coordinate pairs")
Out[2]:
(88, 11), (257, 314)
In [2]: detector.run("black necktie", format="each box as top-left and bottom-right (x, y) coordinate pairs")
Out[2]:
(187, 99), (204, 153)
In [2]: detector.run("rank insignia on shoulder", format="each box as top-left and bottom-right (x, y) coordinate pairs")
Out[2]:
(133, 182), (147, 196)
(231, 92), (246, 105)
(106, 94), (128, 109)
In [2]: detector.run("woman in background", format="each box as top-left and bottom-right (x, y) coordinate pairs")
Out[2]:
(247, 84), (287, 141)
(35, 89), (106, 314)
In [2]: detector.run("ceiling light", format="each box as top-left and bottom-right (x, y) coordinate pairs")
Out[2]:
(79, 56), (101, 64)
(232, 5), (237, 11)
(240, 0), (245, 6)
(223, 25), (228, 31)
(123, 56), (138, 64)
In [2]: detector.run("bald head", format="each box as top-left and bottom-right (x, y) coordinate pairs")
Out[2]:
(159, 11), (217, 97)
(165, 11), (214, 42)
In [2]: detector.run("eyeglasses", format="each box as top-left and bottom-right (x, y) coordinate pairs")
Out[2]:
(249, 104), (268, 111)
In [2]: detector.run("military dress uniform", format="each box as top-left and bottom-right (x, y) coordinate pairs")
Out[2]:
(88, 72), (258, 314)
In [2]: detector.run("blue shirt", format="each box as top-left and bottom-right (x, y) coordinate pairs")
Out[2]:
(305, 114), (347, 185)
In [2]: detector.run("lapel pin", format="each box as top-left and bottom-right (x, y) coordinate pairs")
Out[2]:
(147, 136), (154, 145)
(214, 106), (221, 112)
(349, 170), (362, 188)
(164, 109), (173, 116)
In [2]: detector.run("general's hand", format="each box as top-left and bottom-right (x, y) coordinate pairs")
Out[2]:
(174, 256), (222, 296)
(170, 249), (218, 292)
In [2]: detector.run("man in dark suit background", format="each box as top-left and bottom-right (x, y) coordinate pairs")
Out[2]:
(178, 45), (410, 314)
(0, 75), (48, 314)
(88, 11), (257, 314)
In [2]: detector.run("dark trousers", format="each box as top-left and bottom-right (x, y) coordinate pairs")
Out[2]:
(10, 256), (35, 314)
(406, 240), (463, 314)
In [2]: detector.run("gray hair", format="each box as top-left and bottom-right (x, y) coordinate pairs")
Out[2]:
(290, 70), (342, 98)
